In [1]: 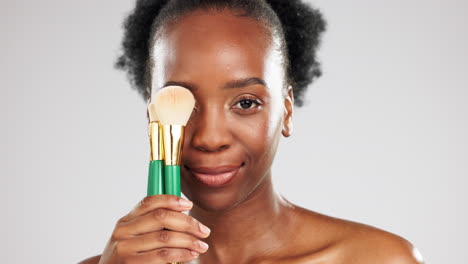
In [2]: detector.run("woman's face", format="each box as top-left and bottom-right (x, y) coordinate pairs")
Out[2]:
(151, 9), (293, 211)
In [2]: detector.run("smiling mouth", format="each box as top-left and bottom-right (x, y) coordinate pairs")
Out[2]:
(185, 163), (244, 187)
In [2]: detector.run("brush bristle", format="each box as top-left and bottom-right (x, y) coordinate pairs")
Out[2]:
(152, 86), (195, 126)
(147, 102), (159, 122)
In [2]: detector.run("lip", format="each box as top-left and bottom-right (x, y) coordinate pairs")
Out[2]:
(186, 165), (242, 187)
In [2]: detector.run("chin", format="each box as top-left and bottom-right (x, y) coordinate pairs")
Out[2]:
(182, 183), (247, 213)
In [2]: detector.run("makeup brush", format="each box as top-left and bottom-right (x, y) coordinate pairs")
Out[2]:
(147, 102), (164, 196)
(153, 86), (195, 197)
(153, 87), (195, 264)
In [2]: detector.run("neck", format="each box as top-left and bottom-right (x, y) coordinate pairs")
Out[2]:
(189, 175), (297, 263)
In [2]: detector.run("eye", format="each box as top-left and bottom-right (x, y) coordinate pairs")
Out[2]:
(232, 95), (262, 114)
(238, 99), (255, 109)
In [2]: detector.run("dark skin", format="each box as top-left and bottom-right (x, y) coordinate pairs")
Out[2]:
(81, 9), (423, 264)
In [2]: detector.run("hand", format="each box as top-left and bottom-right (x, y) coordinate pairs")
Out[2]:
(98, 195), (210, 264)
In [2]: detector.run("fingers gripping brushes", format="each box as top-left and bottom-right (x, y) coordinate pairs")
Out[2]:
(148, 86), (195, 264)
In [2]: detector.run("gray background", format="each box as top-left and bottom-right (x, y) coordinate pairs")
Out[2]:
(1, 0), (467, 263)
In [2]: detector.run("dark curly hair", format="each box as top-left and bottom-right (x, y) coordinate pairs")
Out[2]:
(116, 0), (326, 106)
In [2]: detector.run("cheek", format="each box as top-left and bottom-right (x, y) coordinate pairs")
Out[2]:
(234, 116), (267, 154)
(230, 105), (282, 163)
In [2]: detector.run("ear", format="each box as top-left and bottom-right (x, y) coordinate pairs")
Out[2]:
(282, 86), (294, 137)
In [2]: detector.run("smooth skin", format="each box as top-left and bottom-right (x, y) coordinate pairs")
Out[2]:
(81, 9), (424, 264)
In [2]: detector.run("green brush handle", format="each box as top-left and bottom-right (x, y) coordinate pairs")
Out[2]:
(164, 165), (181, 197)
(149, 164), (180, 264)
(164, 165), (182, 264)
(147, 160), (164, 196)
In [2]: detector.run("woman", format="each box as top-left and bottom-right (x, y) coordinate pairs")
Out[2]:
(81, 0), (423, 263)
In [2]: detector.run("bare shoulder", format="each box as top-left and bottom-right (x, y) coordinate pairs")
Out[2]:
(78, 255), (101, 264)
(338, 223), (425, 264)
(292, 206), (425, 264)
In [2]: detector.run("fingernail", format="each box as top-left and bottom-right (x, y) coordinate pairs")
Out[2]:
(199, 222), (211, 235)
(191, 251), (200, 257)
(197, 240), (209, 251)
(179, 198), (193, 208)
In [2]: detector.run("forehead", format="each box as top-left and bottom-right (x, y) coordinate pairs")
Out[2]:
(150, 9), (283, 90)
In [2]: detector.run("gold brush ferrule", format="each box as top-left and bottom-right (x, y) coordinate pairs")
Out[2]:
(162, 124), (185, 166)
(149, 121), (164, 161)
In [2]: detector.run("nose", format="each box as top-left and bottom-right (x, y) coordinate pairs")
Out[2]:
(190, 105), (232, 152)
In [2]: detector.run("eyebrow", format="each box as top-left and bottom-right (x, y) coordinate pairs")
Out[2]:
(163, 77), (267, 91)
